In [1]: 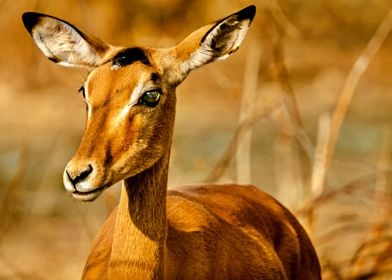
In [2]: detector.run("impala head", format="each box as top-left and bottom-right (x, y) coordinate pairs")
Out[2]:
(22, 6), (256, 201)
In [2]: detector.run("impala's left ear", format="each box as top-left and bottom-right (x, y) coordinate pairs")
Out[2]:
(174, 5), (256, 79)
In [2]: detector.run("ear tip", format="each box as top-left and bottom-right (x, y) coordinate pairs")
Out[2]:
(238, 5), (256, 21)
(22, 12), (42, 33)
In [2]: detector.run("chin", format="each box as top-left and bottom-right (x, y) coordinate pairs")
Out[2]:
(70, 186), (106, 202)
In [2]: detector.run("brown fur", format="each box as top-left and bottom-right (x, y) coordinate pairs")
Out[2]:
(82, 151), (321, 279)
(23, 5), (321, 280)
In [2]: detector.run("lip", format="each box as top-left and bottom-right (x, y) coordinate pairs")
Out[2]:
(71, 186), (106, 202)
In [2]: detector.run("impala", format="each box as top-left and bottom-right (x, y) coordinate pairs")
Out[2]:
(22, 5), (321, 279)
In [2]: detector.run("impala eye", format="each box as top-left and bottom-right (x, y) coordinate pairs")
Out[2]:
(138, 90), (161, 107)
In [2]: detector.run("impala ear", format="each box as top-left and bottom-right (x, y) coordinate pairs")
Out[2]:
(174, 5), (256, 78)
(22, 12), (110, 68)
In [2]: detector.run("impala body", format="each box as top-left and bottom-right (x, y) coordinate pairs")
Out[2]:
(23, 5), (321, 279)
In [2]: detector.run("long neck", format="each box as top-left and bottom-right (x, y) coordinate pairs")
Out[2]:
(109, 151), (170, 279)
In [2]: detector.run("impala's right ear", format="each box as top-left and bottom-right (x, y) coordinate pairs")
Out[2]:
(22, 12), (110, 68)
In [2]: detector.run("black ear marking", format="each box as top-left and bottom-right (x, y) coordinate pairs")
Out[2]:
(201, 5), (256, 44)
(22, 12), (42, 34)
(48, 56), (60, 63)
(236, 5), (256, 21)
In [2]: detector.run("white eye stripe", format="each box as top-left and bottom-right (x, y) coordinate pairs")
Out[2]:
(129, 72), (151, 105)
(86, 93), (92, 120)
(128, 83), (144, 106)
(84, 85), (89, 101)
(115, 82), (144, 124)
(83, 76), (91, 101)
(85, 73), (149, 126)
(82, 79), (92, 120)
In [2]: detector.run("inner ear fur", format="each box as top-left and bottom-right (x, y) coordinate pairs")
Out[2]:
(174, 5), (256, 77)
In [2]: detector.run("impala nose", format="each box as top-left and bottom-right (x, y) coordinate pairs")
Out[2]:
(66, 164), (93, 186)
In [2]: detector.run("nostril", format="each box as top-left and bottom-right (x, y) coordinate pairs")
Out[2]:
(67, 164), (93, 186)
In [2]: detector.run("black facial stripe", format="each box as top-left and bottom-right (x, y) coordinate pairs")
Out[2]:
(112, 47), (151, 68)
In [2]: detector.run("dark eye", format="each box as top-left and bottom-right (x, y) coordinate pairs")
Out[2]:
(138, 90), (161, 107)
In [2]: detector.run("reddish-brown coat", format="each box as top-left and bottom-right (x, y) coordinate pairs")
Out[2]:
(82, 183), (321, 279)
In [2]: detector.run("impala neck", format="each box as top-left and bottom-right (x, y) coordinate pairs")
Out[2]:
(109, 151), (170, 279)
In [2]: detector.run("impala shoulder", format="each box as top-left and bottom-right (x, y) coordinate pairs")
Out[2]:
(168, 184), (298, 234)
(166, 192), (218, 232)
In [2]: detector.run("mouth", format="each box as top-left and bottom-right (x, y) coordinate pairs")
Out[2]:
(71, 186), (106, 202)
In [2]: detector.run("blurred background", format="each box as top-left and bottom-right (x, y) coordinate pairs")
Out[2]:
(1, 0), (392, 279)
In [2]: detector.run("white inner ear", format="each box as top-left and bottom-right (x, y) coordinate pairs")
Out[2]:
(31, 18), (101, 67)
(203, 18), (250, 59)
(183, 17), (251, 73)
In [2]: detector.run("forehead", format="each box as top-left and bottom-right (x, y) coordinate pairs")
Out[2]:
(89, 46), (159, 82)
(85, 48), (159, 104)
(111, 47), (151, 68)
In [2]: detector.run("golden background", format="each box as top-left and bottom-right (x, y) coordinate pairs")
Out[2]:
(0, 0), (391, 279)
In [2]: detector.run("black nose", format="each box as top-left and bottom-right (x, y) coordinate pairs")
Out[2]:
(66, 164), (93, 186)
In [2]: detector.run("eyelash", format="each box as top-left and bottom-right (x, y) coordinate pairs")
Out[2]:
(78, 86), (86, 99)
